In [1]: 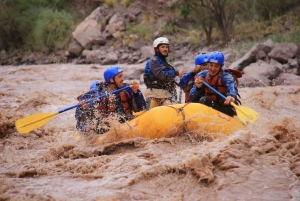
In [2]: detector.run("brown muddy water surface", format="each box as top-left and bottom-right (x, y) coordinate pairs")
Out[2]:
(0, 64), (300, 201)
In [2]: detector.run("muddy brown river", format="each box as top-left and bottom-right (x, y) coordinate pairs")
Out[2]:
(1, 64), (300, 201)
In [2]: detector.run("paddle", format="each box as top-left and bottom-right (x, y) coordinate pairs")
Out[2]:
(15, 86), (130, 134)
(201, 81), (259, 124)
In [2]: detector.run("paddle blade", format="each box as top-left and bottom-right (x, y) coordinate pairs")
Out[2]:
(15, 112), (58, 134)
(232, 103), (259, 124)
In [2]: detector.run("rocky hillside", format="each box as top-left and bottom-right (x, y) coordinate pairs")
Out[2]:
(0, 0), (234, 65)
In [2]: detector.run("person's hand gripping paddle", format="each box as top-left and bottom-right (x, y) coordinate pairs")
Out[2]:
(202, 81), (259, 124)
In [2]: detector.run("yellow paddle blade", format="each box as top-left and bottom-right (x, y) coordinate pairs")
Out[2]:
(15, 112), (58, 134)
(231, 103), (259, 124)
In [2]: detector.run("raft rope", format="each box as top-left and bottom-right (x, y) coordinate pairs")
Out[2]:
(166, 103), (190, 133)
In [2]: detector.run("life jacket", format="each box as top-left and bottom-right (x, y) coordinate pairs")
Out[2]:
(98, 89), (132, 117)
(98, 94), (117, 118)
(182, 74), (197, 103)
(227, 68), (242, 86)
(204, 73), (227, 105)
(185, 93), (190, 103)
(204, 69), (242, 106)
(144, 56), (176, 92)
(119, 90), (131, 115)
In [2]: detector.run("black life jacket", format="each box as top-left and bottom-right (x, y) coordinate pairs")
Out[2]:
(144, 56), (176, 92)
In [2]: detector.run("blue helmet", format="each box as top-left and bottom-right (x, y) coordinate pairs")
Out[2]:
(195, 53), (209, 65)
(90, 80), (101, 90)
(208, 51), (224, 65)
(104, 66), (123, 83)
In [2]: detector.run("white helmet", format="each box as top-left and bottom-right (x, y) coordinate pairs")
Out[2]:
(153, 37), (169, 48)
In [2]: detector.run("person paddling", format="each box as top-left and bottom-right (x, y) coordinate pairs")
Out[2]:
(189, 51), (240, 117)
(75, 66), (146, 135)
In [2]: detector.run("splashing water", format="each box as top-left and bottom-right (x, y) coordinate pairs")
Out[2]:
(0, 64), (300, 201)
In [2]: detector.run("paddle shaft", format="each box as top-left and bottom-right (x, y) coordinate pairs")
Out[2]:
(15, 86), (131, 134)
(58, 86), (130, 114)
(201, 80), (259, 123)
(202, 80), (240, 109)
(201, 81), (227, 100)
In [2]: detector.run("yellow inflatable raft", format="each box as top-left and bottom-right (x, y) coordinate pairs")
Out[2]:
(97, 103), (245, 144)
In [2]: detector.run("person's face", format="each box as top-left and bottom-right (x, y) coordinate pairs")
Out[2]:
(197, 63), (209, 72)
(208, 62), (222, 76)
(110, 72), (124, 88)
(158, 44), (169, 56)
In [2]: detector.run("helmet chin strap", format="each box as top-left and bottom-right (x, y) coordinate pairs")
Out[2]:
(111, 78), (118, 89)
(108, 78), (120, 89)
(112, 78), (123, 89)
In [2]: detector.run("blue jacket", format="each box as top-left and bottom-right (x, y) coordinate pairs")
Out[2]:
(178, 72), (194, 87)
(177, 71), (197, 102)
(189, 69), (238, 103)
(144, 56), (177, 92)
(75, 82), (146, 135)
(178, 71), (196, 91)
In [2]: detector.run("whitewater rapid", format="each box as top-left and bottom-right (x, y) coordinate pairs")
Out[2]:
(0, 64), (299, 201)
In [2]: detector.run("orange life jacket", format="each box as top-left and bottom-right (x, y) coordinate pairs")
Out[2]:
(98, 90), (132, 117)
(204, 72), (227, 104)
(98, 94), (117, 118)
(227, 68), (242, 86)
(120, 90), (131, 115)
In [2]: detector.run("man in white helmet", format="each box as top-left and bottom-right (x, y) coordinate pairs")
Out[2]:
(143, 37), (184, 109)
